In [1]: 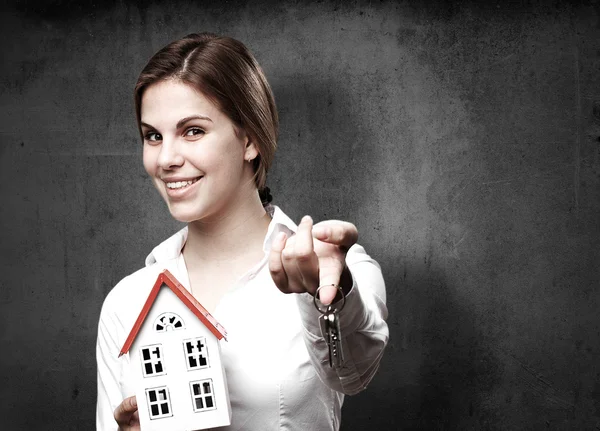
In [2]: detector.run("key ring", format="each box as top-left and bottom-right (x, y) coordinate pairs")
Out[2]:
(313, 284), (346, 314)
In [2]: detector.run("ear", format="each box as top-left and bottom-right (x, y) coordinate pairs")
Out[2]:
(243, 136), (259, 162)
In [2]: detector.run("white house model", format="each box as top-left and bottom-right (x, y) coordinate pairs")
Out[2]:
(119, 269), (231, 431)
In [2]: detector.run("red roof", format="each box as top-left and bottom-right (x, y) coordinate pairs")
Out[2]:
(119, 269), (227, 357)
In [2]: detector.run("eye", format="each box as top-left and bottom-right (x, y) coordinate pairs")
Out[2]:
(144, 131), (162, 142)
(185, 127), (205, 137)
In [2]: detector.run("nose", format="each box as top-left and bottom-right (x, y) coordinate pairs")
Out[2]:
(157, 138), (184, 170)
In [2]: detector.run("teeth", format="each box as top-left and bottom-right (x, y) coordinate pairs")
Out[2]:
(166, 179), (198, 189)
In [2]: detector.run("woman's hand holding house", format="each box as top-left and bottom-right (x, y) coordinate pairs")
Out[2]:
(114, 395), (140, 431)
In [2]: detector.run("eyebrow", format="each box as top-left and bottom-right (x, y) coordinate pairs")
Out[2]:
(140, 115), (213, 130)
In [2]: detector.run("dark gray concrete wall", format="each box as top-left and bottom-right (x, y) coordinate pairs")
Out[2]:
(1, 1), (599, 429)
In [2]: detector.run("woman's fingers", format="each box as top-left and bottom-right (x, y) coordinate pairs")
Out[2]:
(292, 216), (319, 293)
(269, 217), (353, 300)
(312, 220), (355, 304)
(114, 395), (137, 419)
(312, 220), (358, 249)
(317, 283), (340, 305)
(271, 232), (307, 294)
(280, 237), (306, 293)
(269, 217), (320, 295)
(114, 396), (139, 429)
(269, 232), (289, 292)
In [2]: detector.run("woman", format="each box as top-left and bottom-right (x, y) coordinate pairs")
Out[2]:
(96, 32), (388, 431)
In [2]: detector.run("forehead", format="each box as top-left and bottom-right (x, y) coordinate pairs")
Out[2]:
(140, 80), (221, 124)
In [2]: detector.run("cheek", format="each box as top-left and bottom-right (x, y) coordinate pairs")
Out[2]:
(200, 141), (245, 175)
(142, 146), (157, 176)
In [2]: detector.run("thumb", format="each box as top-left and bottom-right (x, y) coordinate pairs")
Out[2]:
(312, 221), (358, 249)
(123, 395), (137, 412)
(114, 396), (138, 425)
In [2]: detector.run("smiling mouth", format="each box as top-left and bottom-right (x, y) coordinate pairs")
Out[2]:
(165, 177), (202, 190)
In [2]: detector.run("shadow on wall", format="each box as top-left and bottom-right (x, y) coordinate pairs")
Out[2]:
(270, 75), (398, 428)
(269, 73), (387, 227)
(412, 265), (502, 430)
(270, 74), (503, 429)
(340, 262), (502, 430)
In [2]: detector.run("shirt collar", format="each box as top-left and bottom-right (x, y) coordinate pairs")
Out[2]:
(144, 205), (297, 267)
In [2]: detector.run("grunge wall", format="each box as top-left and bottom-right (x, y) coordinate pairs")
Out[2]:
(1, 0), (599, 429)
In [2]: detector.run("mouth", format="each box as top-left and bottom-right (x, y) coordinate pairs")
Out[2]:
(164, 177), (202, 190)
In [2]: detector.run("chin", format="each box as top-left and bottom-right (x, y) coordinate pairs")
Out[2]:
(168, 208), (206, 223)
(165, 201), (221, 224)
(170, 213), (198, 223)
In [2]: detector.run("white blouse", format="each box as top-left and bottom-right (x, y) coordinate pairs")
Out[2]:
(96, 206), (389, 430)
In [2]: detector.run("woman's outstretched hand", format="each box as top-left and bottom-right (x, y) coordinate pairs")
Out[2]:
(269, 215), (358, 305)
(114, 396), (140, 431)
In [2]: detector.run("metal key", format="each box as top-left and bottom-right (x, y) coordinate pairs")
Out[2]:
(315, 284), (346, 369)
(322, 306), (344, 368)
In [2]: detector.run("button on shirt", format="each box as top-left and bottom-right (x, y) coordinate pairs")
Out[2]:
(96, 206), (389, 430)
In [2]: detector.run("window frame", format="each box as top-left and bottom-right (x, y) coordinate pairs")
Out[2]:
(189, 379), (217, 413)
(154, 312), (185, 333)
(145, 386), (173, 420)
(183, 337), (210, 371)
(140, 344), (166, 378)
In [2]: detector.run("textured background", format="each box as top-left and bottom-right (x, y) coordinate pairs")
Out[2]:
(1, 0), (599, 429)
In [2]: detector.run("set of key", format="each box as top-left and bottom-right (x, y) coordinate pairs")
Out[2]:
(314, 284), (346, 369)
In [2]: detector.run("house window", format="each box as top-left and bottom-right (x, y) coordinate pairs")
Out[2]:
(140, 344), (166, 377)
(183, 337), (210, 370)
(190, 379), (216, 412)
(146, 387), (173, 420)
(154, 312), (185, 332)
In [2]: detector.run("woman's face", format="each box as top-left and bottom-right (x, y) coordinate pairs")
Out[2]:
(140, 80), (258, 223)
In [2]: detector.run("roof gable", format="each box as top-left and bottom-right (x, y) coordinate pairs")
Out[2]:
(119, 269), (227, 356)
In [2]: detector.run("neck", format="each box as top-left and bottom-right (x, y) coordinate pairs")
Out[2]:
(183, 191), (271, 264)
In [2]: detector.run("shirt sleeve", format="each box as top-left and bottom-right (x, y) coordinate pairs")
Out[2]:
(96, 291), (125, 431)
(295, 243), (389, 395)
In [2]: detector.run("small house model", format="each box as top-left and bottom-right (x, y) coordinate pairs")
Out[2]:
(119, 270), (231, 431)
